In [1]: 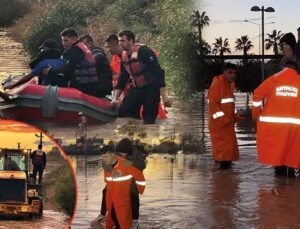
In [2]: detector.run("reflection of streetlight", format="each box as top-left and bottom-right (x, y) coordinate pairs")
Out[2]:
(251, 6), (275, 81)
(244, 20), (275, 55)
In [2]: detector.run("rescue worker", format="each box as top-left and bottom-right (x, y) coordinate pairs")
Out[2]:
(78, 34), (113, 97)
(105, 34), (123, 89)
(106, 33), (169, 119)
(99, 143), (145, 229)
(91, 139), (146, 228)
(43, 28), (104, 98)
(113, 30), (165, 124)
(252, 60), (300, 177)
(279, 32), (300, 72)
(295, 27), (300, 59)
(208, 63), (240, 170)
(31, 144), (46, 184)
(4, 39), (65, 90)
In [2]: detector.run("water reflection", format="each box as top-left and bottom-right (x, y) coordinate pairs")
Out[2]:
(2, 28), (300, 229)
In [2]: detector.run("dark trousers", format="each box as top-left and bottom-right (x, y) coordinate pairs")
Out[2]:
(33, 164), (44, 184)
(119, 85), (160, 124)
(101, 182), (140, 219)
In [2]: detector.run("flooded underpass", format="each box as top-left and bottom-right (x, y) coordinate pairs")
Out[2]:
(1, 28), (300, 229)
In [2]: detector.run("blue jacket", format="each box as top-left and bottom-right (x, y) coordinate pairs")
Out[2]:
(31, 58), (64, 85)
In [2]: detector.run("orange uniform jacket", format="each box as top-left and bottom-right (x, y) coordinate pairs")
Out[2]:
(208, 75), (239, 161)
(104, 156), (145, 229)
(252, 68), (300, 168)
(110, 54), (121, 87)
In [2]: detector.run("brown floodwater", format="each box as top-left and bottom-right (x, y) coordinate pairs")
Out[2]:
(1, 28), (300, 229)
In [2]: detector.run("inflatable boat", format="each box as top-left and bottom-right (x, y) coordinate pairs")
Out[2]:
(0, 83), (118, 123)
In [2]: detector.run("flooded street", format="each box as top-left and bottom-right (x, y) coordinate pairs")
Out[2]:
(69, 93), (300, 229)
(70, 149), (300, 228)
(1, 28), (300, 229)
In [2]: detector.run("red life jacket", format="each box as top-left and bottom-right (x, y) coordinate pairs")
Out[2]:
(74, 42), (98, 84)
(121, 44), (155, 88)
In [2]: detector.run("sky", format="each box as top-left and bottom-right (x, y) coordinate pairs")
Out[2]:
(194, 0), (300, 55)
(0, 120), (57, 152)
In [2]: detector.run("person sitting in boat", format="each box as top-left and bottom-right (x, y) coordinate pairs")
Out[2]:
(4, 39), (65, 90)
(78, 34), (113, 98)
(44, 28), (107, 98)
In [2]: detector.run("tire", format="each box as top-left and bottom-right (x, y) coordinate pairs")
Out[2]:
(36, 201), (43, 219)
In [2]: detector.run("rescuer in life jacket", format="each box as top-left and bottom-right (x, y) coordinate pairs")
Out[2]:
(111, 30), (166, 124)
(78, 34), (113, 98)
(30, 144), (46, 184)
(43, 28), (105, 98)
(105, 34), (123, 90)
(97, 142), (145, 229)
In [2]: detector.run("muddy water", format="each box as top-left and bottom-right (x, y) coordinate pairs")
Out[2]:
(2, 28), (300, 229)
(0, 29), (29, 81)
(69, 94), (300, 229)
(0, 210), (68, 229)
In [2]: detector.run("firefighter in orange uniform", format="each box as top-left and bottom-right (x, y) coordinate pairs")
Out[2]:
(100, 145), (145, 229)
(208, 63), (240, 170)
(252, 60), (300, 177)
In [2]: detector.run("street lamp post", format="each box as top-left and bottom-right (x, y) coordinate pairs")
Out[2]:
(251, 6), (275, 81)
(244, 20), (261, 55)
(244, 20), (275, 56)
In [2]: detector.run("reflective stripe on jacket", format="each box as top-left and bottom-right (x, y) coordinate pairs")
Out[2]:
(104, 156), (145, 229)
(252, 67), (300, 168)
(208, 75), (239, 161)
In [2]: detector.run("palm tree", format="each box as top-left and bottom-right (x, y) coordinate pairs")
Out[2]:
(265, 30), (284, 55)
(191, 10), (210, 44)
(235, 35), (254, 56)
(212, 37), (231, 56)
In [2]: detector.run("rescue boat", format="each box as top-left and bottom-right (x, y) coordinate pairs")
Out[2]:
(0, 83), (118, 123)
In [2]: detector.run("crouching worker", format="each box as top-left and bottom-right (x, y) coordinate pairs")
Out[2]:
(95, 140), (146, 229)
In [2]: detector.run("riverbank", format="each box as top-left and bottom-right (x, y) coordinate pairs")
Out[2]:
(43, 150), (76, 218)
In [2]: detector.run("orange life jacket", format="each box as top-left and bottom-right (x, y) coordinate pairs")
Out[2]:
(110, 54), (121, 87)
(121, 44), (157, 88)
(74, 42), (98, 84)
